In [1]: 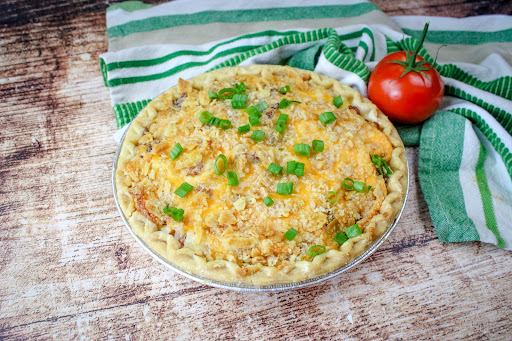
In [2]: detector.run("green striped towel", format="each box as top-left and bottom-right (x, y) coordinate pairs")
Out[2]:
(101, 0), (512, 250)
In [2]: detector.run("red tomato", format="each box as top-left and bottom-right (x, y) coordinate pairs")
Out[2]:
(368, 51), (444, 124)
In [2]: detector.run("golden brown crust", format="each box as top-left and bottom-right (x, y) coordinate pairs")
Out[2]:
(114, 65), (407, 285)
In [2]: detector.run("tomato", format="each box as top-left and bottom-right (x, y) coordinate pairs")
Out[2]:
(367, 23), (444, 124)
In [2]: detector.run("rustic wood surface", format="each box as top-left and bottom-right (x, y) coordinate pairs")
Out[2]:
(1, 1), (511, 340)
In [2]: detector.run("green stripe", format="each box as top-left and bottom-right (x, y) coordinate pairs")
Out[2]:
(418, 111), (480, 242)
(107, 1), (153, 13)
(402, 27), (512, 45)
(108, 45), (259, 86)
(114, 99), (151, 128)
(107, 3), (379, 38)
(475, 145), (507, 248)
(448, 107), (512, 181)
(106, 30), (300, 71)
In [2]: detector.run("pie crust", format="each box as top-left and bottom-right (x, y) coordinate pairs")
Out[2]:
(114, 65), (407, 285)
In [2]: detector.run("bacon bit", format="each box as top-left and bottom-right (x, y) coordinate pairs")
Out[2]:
(266, 103), (279, 118)
(196, 183), (212, 196)
(246, 151), (259, 163)
(301, 73), (311, 81)
(133, 193), (159, 224)
(349, 105), (361, 115)
(173, 93), (187, 109)
(187, 161), (204, 175)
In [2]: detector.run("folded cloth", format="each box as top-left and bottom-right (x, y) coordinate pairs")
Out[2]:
(100, 0), (512, 250)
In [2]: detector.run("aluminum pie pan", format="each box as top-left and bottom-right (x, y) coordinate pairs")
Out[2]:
(112, 113), (409, 293)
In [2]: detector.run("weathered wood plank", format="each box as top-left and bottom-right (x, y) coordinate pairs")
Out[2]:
(1, 1), (511, 340)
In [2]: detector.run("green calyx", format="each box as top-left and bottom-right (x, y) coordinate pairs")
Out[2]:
(384, 22), (433, 81)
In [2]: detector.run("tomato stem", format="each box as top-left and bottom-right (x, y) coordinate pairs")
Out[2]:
(409, 22), (430, 68)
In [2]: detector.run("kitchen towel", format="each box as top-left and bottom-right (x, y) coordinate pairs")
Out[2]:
(100, 0), (512, 250)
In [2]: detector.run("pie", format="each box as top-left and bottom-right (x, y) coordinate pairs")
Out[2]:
(114, 65), (407, 286)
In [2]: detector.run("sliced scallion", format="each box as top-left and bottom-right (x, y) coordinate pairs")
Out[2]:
(208, 91), (218, 100)
(238, 124), (250, 134)
(294, 143), (310, 156)
(312, 139), (324, 152)
(371, 154), (393, 177)
(345, 224), (362, 238)
(234, 81), (247, 94)
(319, 112), (337, 125)
(279, 85), (291, 94)
(287, 161), (297, 174)
(308, 245), (326, 257)
(231, 93), (248, 109)
(353, 181), (366, 193)
(251, 130), (265, 142)
(294, 162), (304, 176)
(279, 98), (301, 109)
(219, 119), (232, 130)
(227, 171), (239, 186)
(214, 154), (227, 175)
(249, 116), (260, 126)
(169, 143), (183, 160)
(175, 182), (194, 198)
(263, 197), (274, 207)
(199, 111), (212, 124)
(327, 191), (337, 203)
(163, 206), (173, 216)
(218, 88), (235, 99)
(277, 182), (294, 195)
(334, 232), (348, 245)
(284, 227), (298, 241)
(267, 163), (283, 175)
(333, 95), (343, 108)
(342, 178), (355, 190)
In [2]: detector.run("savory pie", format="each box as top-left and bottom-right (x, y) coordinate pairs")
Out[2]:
(114, 65), (407, 285)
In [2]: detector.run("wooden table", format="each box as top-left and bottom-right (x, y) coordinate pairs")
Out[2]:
(1, 1), (511, 339)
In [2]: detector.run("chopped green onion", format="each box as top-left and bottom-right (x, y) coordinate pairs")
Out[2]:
(308, 245), (326, 257)
(367, 185), (372, 193)
(284, 227), (298, 241)
(294, 143), (310, 156)
(163, 206), (173, 216)
(254, 101), (268, 112)
(312, 140), (324, 152)
(267, 163), (283, 175)
(277, 182), (294, 195)
(371, 154), (393, 177)
(214, 154), (227, 175)
(208, 91), (218, 100)
(279, 85), (291, 94)
(249, 116), (260, 126)
(294, 162), (304, 176)
(173, 214), (184, 222)
(199, 111), (212, 124)
(319, 112), (337, 125)
(245, 107), (261, 117)
(333, 95), (343, 108)
(208, 116), (221, 127)
(342, 178), (354, 190)
(227, 171), (239, 186)
(279, 98), (301, 109)
(287, 161), (297, 174)
(353, 181), (366, 193)
(251, 130), (265, 142)
(175, 182), (194, 198)
(219, 88), (236, 99)
(345, 224), (362, 238)
(231, 94), (248, 109)
(238, 124), (250, 134)
(334, 232), (348, 245)
(263, 197), (274, 207)
(234, 81), (247, 93)
(276, 121), (286, 133)
(172, 208), (184, 215)
(219, 119), (232, 130)
(327, 191), (337, 203)
(169, 143), (183, 160)
(277, 114), (288, 123)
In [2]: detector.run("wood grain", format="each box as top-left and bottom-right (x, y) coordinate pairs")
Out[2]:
(1, 1), (511, 340)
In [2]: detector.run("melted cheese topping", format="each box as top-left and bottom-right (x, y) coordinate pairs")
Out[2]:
(122, 71), (393, 268)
